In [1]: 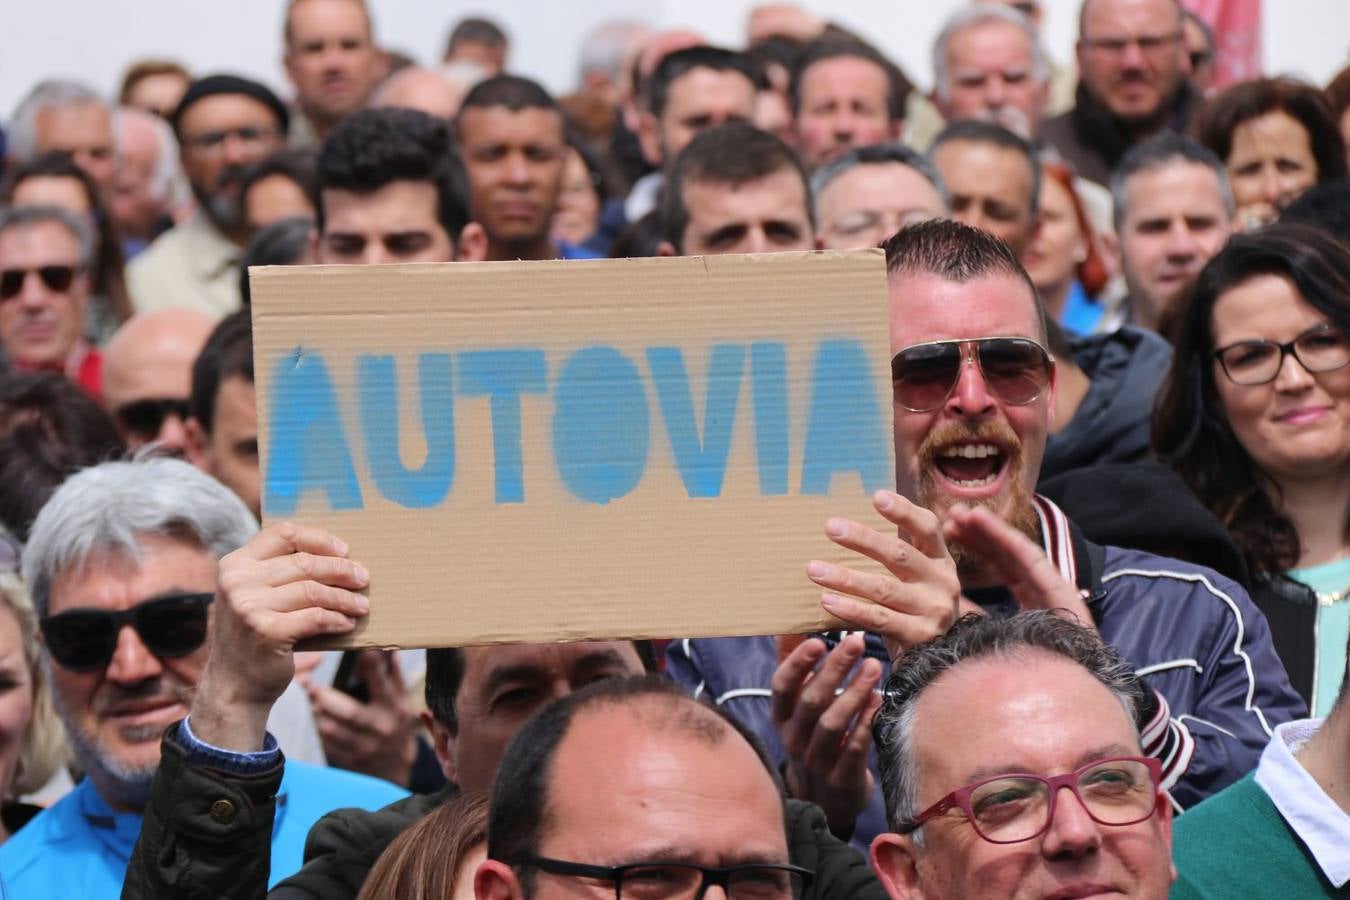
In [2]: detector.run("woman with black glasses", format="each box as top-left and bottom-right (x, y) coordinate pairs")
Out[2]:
(1155, 223), (1350, 713)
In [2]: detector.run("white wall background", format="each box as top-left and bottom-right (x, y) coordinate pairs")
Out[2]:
(2, 1), (1347, 118)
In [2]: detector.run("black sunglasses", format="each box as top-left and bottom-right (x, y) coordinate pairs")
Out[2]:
(40, 592), (213, 672)
(0, 265), (81, 300)
(115, 397), (193, 441)
(891, 337), (1053, 413)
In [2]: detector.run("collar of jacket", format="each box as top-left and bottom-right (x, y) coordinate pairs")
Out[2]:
(1033, 494), (1106, 603)
(1068, 80), (1197, 171)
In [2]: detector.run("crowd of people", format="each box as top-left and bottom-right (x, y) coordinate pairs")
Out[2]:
(0, 0), (1348, 897)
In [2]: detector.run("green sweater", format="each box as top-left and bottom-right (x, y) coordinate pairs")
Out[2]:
(1172, 772), (1350, 899)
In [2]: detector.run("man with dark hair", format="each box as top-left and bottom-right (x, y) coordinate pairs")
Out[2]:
(455, 76), (591, 261)
(658, 121), (816, 256)
(669, 218), (1303, 850)
(240, 147), (320, 233)
(870, 612), (1176, 899)
(443, 16), (509, 74)
(790, 39), (907, 169)
(1108, 132), (1233, 332)
(625, 45), (759, 222)
(128, 74), (289, 316)
(811, 143), (949, 251)
(315, 106), (485, 264)
(928, 119), (1041, 255)
(1174, 636), (1350, 896)
(1038, 0), (1197, 187)
(1281, 178), (1350, 242)
(184, 310), (259, 517)
(282, 0), (388, 145)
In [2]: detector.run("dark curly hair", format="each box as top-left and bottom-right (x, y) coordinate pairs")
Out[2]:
(1153, 223), (1350, 575)
(316, 107), (470, 244)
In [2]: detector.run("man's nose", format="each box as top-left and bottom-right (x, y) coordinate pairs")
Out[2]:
(106, 624), (166, 685)
(1119, 39), (1148, 70)
(946, 350), (996, 417)
(157, 414), (190, 452)
(985, 76), (1007, 108)
(1040, 785), (1104, 860)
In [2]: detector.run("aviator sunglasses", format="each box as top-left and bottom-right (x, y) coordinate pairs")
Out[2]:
(891, 337), (1053, 413)
(0, 265), (81, 299)
(40, 592), (213, 672)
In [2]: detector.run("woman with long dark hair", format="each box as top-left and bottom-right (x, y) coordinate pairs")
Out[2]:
(1155, 223), (1350, 713)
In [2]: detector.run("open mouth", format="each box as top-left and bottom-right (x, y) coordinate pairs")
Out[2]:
(933, 442), (1005, 488)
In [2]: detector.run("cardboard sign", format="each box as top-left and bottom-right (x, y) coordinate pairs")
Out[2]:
(250, 251), (893, 649)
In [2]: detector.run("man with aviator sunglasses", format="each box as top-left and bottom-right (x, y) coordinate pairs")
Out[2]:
(0, 458), (406, 897)
(670, 219), (1303, 852)
(0, 204), (102, 399)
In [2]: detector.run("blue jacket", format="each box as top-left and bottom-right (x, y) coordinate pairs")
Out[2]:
(0, 759), (406, 898)
(667, 496), (1306, 848)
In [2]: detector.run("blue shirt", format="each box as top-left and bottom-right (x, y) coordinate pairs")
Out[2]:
(0, 759), (406, 897)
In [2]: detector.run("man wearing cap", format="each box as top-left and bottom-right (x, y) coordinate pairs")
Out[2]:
(127, 75), (289, 317)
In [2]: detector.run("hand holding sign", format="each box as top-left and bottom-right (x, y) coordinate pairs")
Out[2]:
(806, 491), (961, 663)
(191, 523), (369, 753)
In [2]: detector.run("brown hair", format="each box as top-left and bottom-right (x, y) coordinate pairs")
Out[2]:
(1325, 65), (1350, 124)
(1041, 162), (1110, 298)
(1195, 77), (1347, 186)
(117, 59), (190, 107)
(357, 791), (488, 900)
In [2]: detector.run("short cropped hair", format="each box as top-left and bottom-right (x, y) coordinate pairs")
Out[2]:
(317, 107), (470, 244)
(457, 74), (559, 118)
(239, 216), (314, 304)
(486, 675), (783, 890)
(1110, 132), (1235, 232)
(661, 121), (814, 252)
(874, 612), (1145, 836)
(22, 457), (257, 617)
(932, 5), (1048, 102)
(7, 80), (108, 162)
(241, 147), (320, 221)
(446, 16), (507, 57)
(811, 142), (950, 209)
(646, 46), (759, 119)
(929, 119), (1042, 220)
(189, 311), (254, 437)
(789, 39), (910, 123)
(882, 217), (1047, 342)
(118, 59), (190, 107)
(0, 205), (96, 271)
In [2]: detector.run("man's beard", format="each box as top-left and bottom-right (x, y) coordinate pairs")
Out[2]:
(48, 665), (193, 811)
(191, 165), (248, 236)
(915, 419), (1041, 575)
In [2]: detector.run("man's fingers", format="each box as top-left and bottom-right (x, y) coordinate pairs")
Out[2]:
(359, 650), (407, 702)
(821, 592), (943, 651)
(236, 522), (350, 563)
(822, 518), (928, 580)
(807, 560), (929, 614)
(829, 688), (883, 782)
(253, 606), (358, 649)
(779, 636), (865, 752)
(872, 491), (948, 561)
(801, 656), (881, 773)
(245, 551), (370, 592)
(308, 682), (376, 729)
(946, 505), (1076, 603)
(770, 638), (826, 723)
(263, 581), (369, 618)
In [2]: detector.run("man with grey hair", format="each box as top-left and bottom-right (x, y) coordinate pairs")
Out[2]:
(109, 108), (185, 258)
(927, 119), (1041, 255)
(1108, 132), (1233, 333)
(576, 19), (650, 109)
(869, 611), (1176, 899)
(931, 4), (1050, 141)
(7, 80), (116, 194)
(0, 458), (405, 897)
(0, 205), (101, 396)
(812, 143), (949, 250)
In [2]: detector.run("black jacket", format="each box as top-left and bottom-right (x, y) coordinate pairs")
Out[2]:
(1249, 573), (1319, 709)
(121, 726), (886, 900)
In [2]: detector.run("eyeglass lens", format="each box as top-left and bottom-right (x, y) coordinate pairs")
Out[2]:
(1217, 326), (1350, 385)
(967, 758), (1158, 843)
(40, 593), (212, 671)
(618, 864), (802, 900)
(892, 339), (1050, 412)
(0, 265), (77, 299)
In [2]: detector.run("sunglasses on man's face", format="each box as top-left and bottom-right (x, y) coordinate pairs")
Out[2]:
(0, 265), (81, 300)
(115, 398), (193, 442)
(40, 592), (213, 672)
(891, 337), (1053, 413)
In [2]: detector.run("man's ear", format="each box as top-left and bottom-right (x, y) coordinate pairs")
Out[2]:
(635, 111), (664, 168)
(422, 709), (459, 784)
(455, 222), (490, 262)
(474, 859), (524, 900)
(656, 240), (678, 257)
(871, 832), (924, 900)
(183, 417), (211, 472)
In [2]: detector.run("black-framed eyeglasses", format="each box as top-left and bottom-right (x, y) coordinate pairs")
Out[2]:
(1213, 323), (1350, 386)
(0, 264), (82, 299)
(181, 125), (281, 153)
(891, 336), (1053, 413)
(115, 397), (193, 441)
(521, 856), (814, 899)
(896, 755), (1163, 844)
(40, 592), (213, 672)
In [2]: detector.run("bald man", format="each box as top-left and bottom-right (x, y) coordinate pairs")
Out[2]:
(101, 308), (217, 455)
(371, 65), (477, 120)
